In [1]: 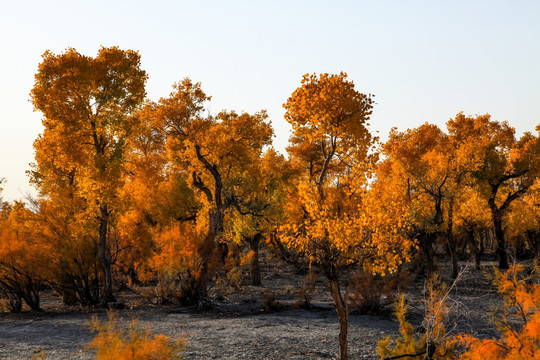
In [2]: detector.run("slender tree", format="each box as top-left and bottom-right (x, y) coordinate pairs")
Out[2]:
(281, 73), (412, 360)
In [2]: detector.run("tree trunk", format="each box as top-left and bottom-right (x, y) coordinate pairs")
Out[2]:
(446, 201), (458, 279)
(480, 228), (486, 261)
(329, 279), (348, 360)
(419, 231), (435, 276)
(492, 210), (509, 269)
(98, 205), (116, 306)
(248, 234), (262, 286)
(61, 276), (78, 306)
(21, 279), (42, 312)
(526, 230), (540, 259)
(466, 229), (481, 270)
(192, 208), (225, 302)
(193, 263), (208, 301)
(425, 236), (435, 276)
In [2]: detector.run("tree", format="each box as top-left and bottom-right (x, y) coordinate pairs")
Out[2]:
(30, 47), (147, 305)
(379, 124), (450, 276)
(29, 128), (103, 306)
(281, 73), (412, 360)
(31, 195), (104, 306)
(506, 180), (540, 259)
(225, 148), (293, 286)
(150, 79), (274, 303)
(379, 118), (486, 278)
(116, 103), (193, 287)
(444, 121), (485, 278)
(453, 187), (491, 269)
(447, 114), (540, 269)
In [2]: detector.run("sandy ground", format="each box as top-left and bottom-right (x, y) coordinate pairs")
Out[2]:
(0, 307), (402, 359)
(0, 261), (501, 360)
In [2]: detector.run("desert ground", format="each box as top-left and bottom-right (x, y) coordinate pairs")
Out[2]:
(0, 258), (501, 360)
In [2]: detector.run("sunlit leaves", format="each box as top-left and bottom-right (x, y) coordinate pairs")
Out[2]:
(457, 264), (540, 360)
(90, 312), (184, 360)
(30, 47), (148, 304)
(281, 73), (411, 277)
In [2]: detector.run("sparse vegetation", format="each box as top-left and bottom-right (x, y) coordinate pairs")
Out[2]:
(89, 312), (185, 360)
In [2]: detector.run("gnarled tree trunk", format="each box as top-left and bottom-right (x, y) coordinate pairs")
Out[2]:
(190, 208), (225, 303)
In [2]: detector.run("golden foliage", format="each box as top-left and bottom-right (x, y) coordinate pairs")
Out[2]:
(281, 72), (411, 276)
(30, 46), (147, 205)
(377, 276), (457, 360)
(284, 72), (374, 152)
(457, 264), (539, 360)
(30, 46), (148, 304)
(89, 312), (184, 360)
(144, 78), (275, 298)
(0, 201), (52, 311)
(281, 72), (411, 360)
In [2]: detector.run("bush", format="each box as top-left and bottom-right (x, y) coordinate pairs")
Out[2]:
(138, 223), (205, 306)
(349, 270), (409, 315)
(456, 262), (539, 360)
(262, 289), (283, 312)
(0, 202), (50, 311)
(377, 275), (456, 360)
(89, 312), (185, 360)
(292, 269), (316, 309)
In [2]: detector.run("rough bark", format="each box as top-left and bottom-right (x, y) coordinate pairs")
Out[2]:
(525, 230), (540, 259)
(61, 278), (78, 306)
(486, 176), (530, 270)
(191, 208), (225, 302)
(98, 205), (116, 306)
(329, 279), (348, 360)
(419, 195), (444, 277)
(189, 146), (228, 303)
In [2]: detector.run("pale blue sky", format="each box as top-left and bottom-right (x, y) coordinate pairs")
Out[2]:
(1, 0), (539, 201)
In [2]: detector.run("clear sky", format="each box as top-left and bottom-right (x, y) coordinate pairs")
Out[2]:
(1, 0), (539, 201)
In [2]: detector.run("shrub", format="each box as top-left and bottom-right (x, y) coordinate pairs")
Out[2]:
(262, 289), (283, 312)
(138, 223), (204, 306)
(349, 270), (409, 315)
(292, 269), (316, 310)
(377, 275), (456, 360)
(456, 263), (539, 360)
(89, 312), (185, 360)
(0, 202), (50, 311)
